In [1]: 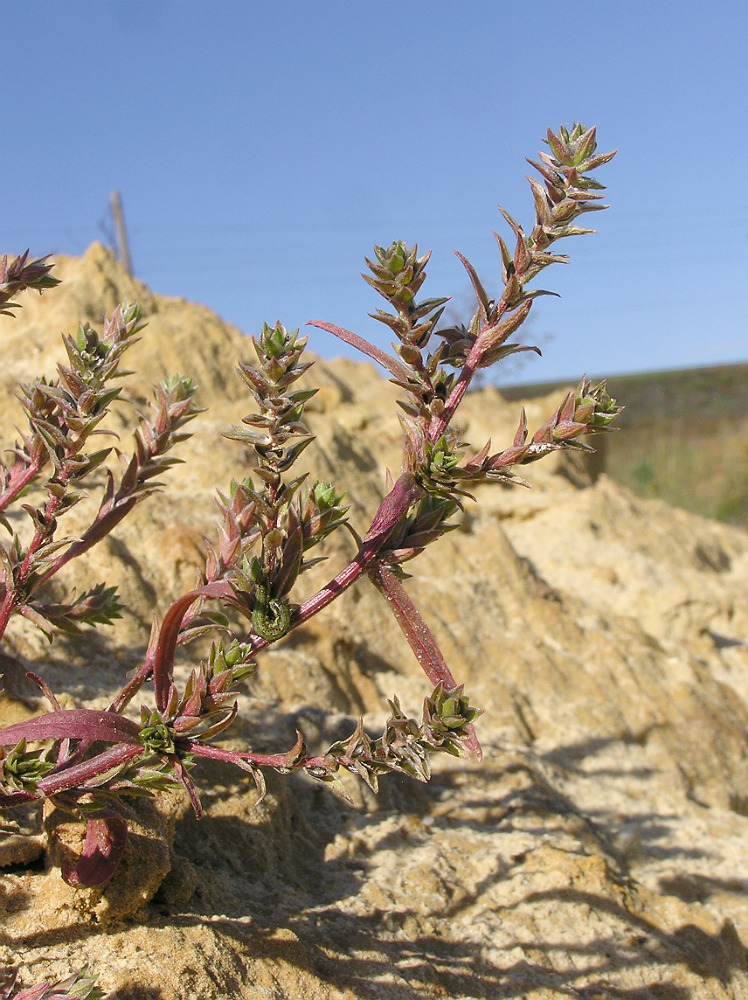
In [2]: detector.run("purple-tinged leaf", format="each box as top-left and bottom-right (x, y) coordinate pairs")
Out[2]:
(9, 985), (65, 1000)
(582, 149), (617, 171)
(479, 300), (532, 353)
(25, 671), (62, 710)
(553, 421), (590, 442)
(453, 251), (490, 319)
(370, 564), (482, 759)
(532, 421), (554, 445)
(370, 563), (456, 689)
(363, 472), (423, 547)
(518, 288), (561, 301)
(0, 709), (142, 747)
(546, 127), (568, 163)
(170, 754), (202, 818)
(16, 605), (55, 640)
(0, 969), (17, 1000)
(526, 175), (552, 226)
(307, 321), (410, 381)
(514, 408), (528, 447)
(37, 743), (143, 797)
(487, 444), (530, 469)
(497, 205), (524, 241)
(572, 125), (597, 164)
(152, 581), (234, 713)
(2, 977), (53, 1000)
(282, 729), (306, 771)
(463, 438), (491, 472)
(526, 156), (562, 190)
(0, 789), (38, 807)
(61, 811), (128, 888)
(556, 390), (575, 424)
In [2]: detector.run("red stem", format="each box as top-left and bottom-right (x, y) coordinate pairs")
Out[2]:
(0, 468), (71, 639)
(0, 590), (14, 642)
(247, 471), (424, 653)
(0, 452), (44, 515)
(191, 740), (327, 772)
(427, 309), (509, 444)
(38, 497), (135, 587)
(108, 658), (154, 714)
(36, 744), (143, 797)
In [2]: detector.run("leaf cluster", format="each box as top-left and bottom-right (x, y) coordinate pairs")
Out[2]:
(0, 251), (60, 317)
(0, 965), (103, 1000)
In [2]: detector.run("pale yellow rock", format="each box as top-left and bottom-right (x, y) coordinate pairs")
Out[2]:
(1, 246), (747, 998)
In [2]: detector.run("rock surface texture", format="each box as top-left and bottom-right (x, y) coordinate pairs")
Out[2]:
(1, 245), (747, 998)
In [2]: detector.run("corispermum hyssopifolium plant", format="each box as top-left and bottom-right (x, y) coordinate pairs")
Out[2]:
(0, 124), (619, 997)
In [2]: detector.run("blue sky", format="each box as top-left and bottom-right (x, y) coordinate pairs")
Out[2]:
(2, 0), (746, 384)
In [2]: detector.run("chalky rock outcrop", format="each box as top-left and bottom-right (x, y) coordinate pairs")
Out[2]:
(1, 245), (746, 998)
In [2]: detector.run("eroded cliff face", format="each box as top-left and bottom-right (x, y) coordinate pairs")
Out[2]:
(1, 245), (747, 998)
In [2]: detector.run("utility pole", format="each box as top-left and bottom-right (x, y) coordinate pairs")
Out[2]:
(110, 191), (133, 276)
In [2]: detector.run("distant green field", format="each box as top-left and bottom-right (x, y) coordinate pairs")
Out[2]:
(500, 363), (748, 528)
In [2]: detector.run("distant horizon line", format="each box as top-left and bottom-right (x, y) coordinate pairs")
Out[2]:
(498, 359), (748, 392)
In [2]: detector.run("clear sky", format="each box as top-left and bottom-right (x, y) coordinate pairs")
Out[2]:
(2, 0), (746, 385)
